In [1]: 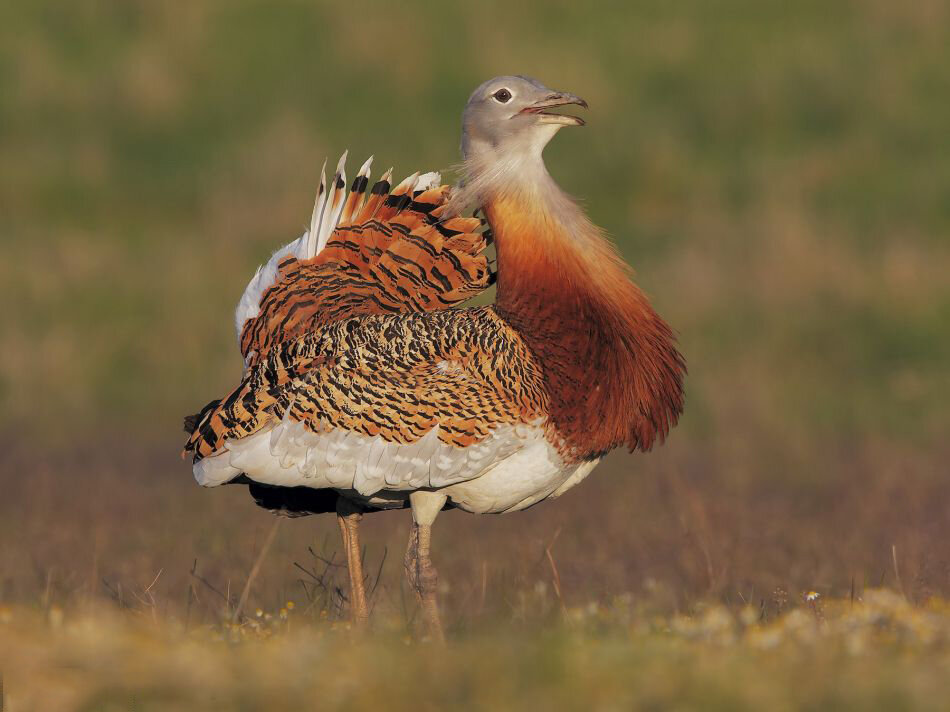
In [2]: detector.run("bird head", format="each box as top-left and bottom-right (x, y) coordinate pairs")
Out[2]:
(461, 76), (587, 161)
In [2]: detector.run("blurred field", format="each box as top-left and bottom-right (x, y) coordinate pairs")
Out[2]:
(1, 0), (949, 709)
(4, 591), (950, 710)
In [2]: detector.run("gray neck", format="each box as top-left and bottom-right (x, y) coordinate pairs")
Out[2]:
(449, 131), (594, 246)
(449, 125), (569, 217)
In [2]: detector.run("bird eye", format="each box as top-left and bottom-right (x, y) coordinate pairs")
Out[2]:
(492, 88), (512, 103)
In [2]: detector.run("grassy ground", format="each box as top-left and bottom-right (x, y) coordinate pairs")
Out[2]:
(1, 0), (949, 709)
(4, 590), (950, 711)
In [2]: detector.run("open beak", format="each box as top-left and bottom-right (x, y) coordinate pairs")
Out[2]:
(519, 91), (588, 126)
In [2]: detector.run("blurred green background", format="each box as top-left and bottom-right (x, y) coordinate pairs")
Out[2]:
(1, 0), (949, 615)
(3, 0), (949, 447)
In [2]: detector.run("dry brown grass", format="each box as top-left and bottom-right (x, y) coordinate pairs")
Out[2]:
(2, 433), (947, 631)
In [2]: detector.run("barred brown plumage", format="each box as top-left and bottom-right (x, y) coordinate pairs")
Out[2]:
(237, 186), (493, 368)
(183, 75), (686, 637)
(186, 307), (548, 461)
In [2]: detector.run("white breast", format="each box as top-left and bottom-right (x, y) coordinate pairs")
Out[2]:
(440, 444), (600, 514)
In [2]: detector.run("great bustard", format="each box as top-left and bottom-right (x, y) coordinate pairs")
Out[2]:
(184, 76), (685, 638)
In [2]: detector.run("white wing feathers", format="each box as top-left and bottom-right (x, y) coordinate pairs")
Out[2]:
(302, 158), (328, 259)
(311, 151), (348, 258)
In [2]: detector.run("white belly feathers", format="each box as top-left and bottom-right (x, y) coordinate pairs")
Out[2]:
(193, 421), (600, 515)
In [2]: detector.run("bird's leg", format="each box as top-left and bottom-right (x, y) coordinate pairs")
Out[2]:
(336, 497), (369, 626)
(405, 490), (448, 642)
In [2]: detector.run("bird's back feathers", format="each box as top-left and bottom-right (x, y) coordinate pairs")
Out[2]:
(235, 155), (493, 368)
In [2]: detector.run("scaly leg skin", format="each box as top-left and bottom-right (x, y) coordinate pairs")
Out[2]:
(406, 490), (448, 642)
(336, 497), (369, 626)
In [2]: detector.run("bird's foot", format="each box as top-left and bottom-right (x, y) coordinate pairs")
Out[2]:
(404, 521), (444, 643)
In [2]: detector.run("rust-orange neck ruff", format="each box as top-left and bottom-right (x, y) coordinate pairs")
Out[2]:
(486, 190), (685, 461)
